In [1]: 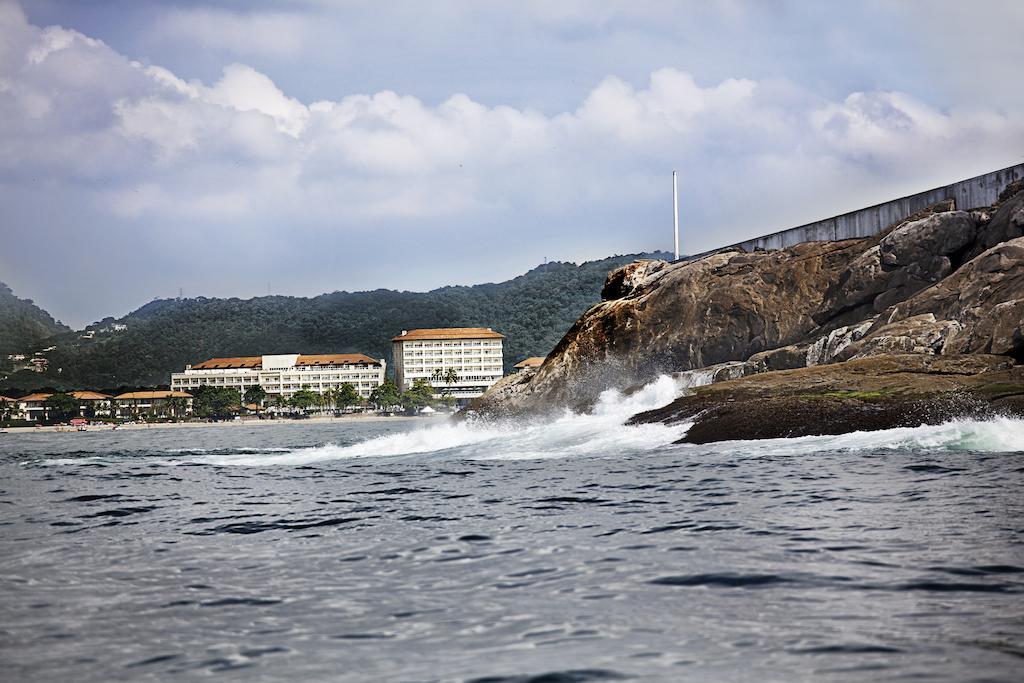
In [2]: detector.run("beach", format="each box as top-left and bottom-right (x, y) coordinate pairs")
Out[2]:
(1, 413), (441, 433)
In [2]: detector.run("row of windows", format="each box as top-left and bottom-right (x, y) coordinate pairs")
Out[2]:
(409, 375), (501, 383)
(173, 379), (381, 389)
(174, 374), (381, 385)
(403, 351), (501, 358)
(264, 382), (378, 390)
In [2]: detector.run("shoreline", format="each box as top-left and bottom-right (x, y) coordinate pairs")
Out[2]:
(0, 413), (441, 434)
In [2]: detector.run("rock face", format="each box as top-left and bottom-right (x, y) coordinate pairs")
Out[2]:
(474, 239), (866, 414)
(470, 187), (1024, 428)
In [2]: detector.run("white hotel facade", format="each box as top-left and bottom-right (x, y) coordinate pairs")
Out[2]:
(392, 328), (504, 402)
(170, 353), (386, 400)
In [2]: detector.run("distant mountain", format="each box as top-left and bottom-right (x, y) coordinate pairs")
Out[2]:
(0, 252), (672, 391)
(0, 282), (70, 374)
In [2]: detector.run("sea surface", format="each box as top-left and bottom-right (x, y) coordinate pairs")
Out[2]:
(1, 377), (1023, 682)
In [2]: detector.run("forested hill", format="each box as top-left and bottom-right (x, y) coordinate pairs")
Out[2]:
(0, 252), (670, 391)
(0, 282), (69, 370)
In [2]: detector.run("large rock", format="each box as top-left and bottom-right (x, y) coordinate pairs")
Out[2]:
(868, 237), (1024, 361)
(629, 354), (1023, 443)
(814, 211), (979, 325)
(843, 314), (962, 359)
(471, 240), (866, 414)
(966, 188), (1024, 258)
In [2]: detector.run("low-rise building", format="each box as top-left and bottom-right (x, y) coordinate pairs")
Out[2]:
(170, 353), (386, 401)
(13, 391), (113, 421)
(114, 391), (193, 417)
(71, 391), (112, 417)
(392, 328), (504, 402)
(17, 392), (51, 421)
(513, 356), (546, 374)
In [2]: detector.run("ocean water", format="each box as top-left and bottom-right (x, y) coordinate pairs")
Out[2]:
(1, 377), (1023, 682)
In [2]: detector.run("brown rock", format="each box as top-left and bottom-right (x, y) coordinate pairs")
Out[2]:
(628, 354), (1023, 443)
(472, 240), (866, 414)
(877, 237), (1024, 361)
(601, 259), (669, 300)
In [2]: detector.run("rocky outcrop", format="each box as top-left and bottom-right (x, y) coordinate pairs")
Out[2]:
(863, 237), (1024, 360)
(628, 354), (1024, 443)
(813, 210), (978, 327)
(472, 239), (867, 415)
(600, 259), (669, 300)
(470, 186), (1024, 429)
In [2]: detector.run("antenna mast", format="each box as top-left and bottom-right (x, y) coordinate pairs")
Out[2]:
(672, 170), (680, 261)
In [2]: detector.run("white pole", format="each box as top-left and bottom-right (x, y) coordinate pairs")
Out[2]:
(672, 170), (680, 260)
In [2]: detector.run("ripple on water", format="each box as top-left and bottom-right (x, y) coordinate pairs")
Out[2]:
(650, 573), (794, 588)
(465, 670), (628, 683)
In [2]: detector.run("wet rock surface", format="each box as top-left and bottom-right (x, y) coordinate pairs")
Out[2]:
(628, 355), (1024, 443)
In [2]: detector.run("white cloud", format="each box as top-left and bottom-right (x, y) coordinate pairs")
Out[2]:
(2, 0), (1024, 327)
(2, 2), (1022, 227)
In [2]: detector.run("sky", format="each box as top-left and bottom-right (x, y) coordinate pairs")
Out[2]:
(1, 1), (1023, 328)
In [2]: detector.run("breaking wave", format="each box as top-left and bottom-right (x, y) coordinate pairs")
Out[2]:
(194, 374), (1024, 467)
(197, 375), (695, 466)
(699, 416), (1024, 457)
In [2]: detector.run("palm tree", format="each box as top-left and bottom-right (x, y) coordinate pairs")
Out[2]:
(443, 368), (459, 395)
(166, 396), (188, 418)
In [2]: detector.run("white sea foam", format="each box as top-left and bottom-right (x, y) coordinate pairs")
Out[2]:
(196, 374), (697, 466)
(697, 416), (1024, 457)
(148, 374), (1024, 467)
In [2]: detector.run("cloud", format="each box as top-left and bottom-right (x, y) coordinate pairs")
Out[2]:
(1, 0), (1023, 327)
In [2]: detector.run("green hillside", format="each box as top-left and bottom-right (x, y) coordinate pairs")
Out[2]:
(0, 282), (70, 376)
(0, 253), (669, 391)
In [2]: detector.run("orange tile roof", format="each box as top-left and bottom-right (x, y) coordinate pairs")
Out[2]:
(18, 393), (52, 402)
(115, 391), (193, 400)
(296, 353), (381, 367)
(514, 356), (546, 369)
(392, 327), (504, 342)
(0, 396), (15, 402)
(190, 356), (262, 370)
(71, 391), (111, 400)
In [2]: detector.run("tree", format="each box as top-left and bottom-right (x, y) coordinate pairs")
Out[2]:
(336, 383), (359, 409)
(243, 385), (266, 409)
(322, 387), (338, 411)
(401, 379), (435, 412)
(369, 379), (401, 411)
(165, 396), (189, 418)
(192, 385), (239, 418)
(443, 368), (459, 394)
(289, 389), (319, 413)
(45, 392), (79, 423)
(0, 399), (13, 424)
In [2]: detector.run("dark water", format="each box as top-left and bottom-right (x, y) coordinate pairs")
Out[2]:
(1, 415), (1023, 682)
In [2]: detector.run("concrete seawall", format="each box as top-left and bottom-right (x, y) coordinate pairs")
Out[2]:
(698, 162), (1024, 256)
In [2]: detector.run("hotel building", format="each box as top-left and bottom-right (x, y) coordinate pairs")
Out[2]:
(170, 353), (386, 401)
(392, 328), (504, 402)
